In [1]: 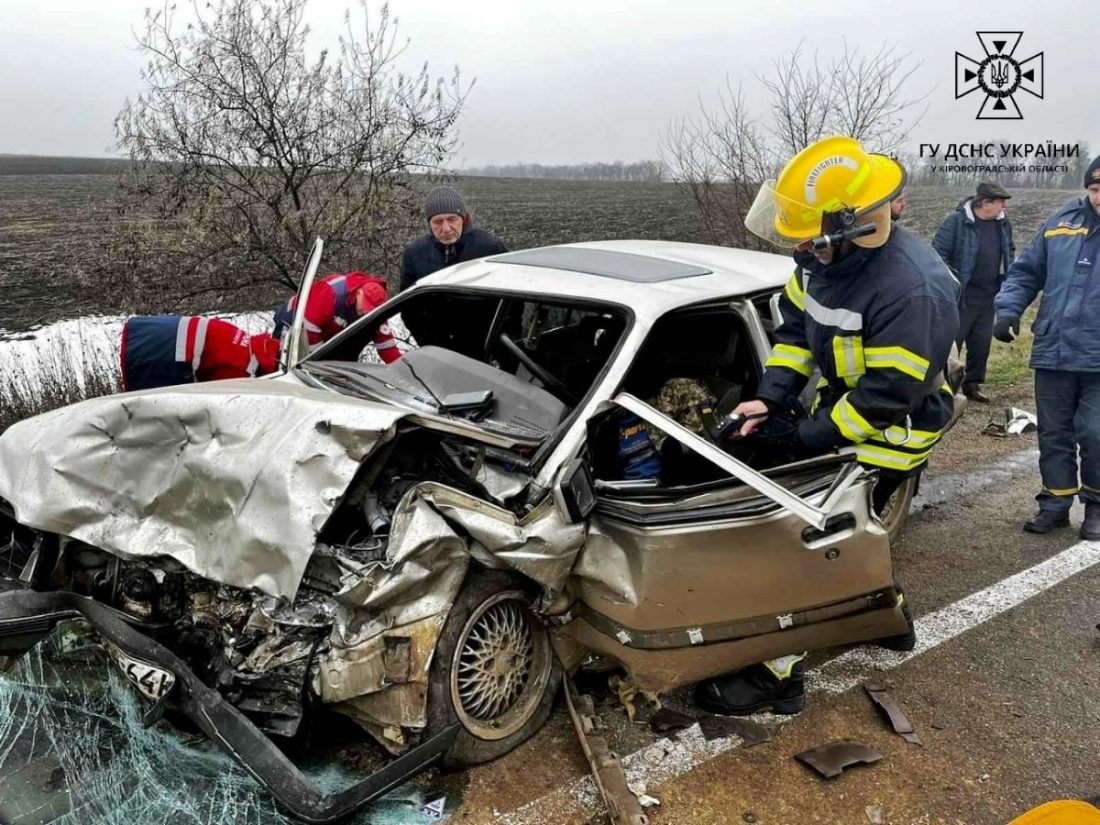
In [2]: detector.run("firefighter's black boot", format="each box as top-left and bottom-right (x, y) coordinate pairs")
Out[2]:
(694, 659), (805, 716)
(1082, 504), (1100, 541)
(1024, 510), (1070, 534)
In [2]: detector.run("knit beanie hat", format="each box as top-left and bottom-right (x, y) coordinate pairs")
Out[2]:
(424, 186), (466, 220)
(1085, 155), (1100, 188)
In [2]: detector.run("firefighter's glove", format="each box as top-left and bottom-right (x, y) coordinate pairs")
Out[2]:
(993, 315), (1020, 343)
(748, 409), (802, 447)
(796, 415), (845, 454)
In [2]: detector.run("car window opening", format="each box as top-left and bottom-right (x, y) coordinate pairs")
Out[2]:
(301, 291), (628, 440)
(589, 305), (838, 492)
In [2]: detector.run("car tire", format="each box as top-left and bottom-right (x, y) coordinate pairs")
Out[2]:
(878, 476), (917, 545)
(426, 568), (561, 768)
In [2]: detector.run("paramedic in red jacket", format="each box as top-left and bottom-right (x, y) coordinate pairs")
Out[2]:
(272, 271), (400, 362)
(121, 316), (281, 391)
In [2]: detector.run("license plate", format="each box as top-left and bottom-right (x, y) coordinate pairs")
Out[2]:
(105, 641), (176, 702)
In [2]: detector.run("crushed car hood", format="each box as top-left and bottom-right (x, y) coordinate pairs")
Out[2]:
(0, 378), (408, 599)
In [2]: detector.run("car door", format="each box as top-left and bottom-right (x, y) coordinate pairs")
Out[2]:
(281, 237), (325, 371)
(563, 392), (909, 693)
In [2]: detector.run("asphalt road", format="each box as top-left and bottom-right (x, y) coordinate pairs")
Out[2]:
(442, 396), (1100, 825)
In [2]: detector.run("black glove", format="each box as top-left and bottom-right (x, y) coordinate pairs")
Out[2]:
(993, 315), (1020, 343)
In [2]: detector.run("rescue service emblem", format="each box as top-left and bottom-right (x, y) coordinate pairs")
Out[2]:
(955, 32), (1043, 120)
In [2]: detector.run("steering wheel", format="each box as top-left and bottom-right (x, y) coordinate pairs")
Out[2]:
(496, 332), (578, 405)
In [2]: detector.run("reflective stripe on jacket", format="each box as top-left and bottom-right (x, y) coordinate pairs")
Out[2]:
(757, 226), (960, 473)
(994, 198), (1100, 372)
(272, 272), (400, 363)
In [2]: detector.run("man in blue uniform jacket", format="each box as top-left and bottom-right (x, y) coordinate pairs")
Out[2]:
(994, 156), (1100, 540)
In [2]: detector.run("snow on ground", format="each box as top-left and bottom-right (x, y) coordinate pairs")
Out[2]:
(0, 312), (272, 391)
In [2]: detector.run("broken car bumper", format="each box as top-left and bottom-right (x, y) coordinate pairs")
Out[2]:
(0, 587), (459, 824)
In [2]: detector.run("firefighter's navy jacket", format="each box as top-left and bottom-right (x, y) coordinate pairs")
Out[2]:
(995, 198), (1100, 373)
(757, 225), (960, 475)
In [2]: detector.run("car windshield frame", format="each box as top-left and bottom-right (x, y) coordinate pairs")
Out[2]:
(295, 284), (637, 465)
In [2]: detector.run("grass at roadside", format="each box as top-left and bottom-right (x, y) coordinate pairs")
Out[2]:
(0, 337), (119, 434)
(983, 306), (1039, 391)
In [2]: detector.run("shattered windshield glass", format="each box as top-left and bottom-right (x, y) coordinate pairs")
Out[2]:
(0, 625), (460, 825)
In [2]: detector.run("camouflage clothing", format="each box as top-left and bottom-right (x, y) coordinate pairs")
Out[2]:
(646, 378), (716, 447)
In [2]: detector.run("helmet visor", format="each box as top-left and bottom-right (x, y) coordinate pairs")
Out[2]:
(744, 179), (819, 248)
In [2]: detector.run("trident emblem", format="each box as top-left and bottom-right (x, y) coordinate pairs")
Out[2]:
(956, 32), (1044, 119)
(989, 58), (1010, 89)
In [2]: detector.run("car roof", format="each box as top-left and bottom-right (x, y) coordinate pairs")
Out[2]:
(413, 240), (793, 319)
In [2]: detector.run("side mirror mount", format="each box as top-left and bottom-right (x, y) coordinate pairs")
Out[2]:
(554, 458), (597, 524)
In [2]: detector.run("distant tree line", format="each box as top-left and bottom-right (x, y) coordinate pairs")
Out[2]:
(0, 156), (130, 175)
(460, 160), (666, 182)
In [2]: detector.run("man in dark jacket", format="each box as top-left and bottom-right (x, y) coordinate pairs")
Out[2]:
(932, 181), (1015, 403)
(399, 187), (507, 290)
(693, 136), (959, 718)
(993, 157), (1100, 540)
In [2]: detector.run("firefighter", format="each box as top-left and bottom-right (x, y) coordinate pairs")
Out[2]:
(121, 316), (280, 391)
(272, 271), (401, 363)
(694, 135), (959, 717)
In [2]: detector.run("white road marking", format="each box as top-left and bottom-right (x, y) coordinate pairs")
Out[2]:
(501, 539), (1100, 824)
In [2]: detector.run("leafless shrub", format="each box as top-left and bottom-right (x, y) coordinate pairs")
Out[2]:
(661, 83), (773, 248)
(98, 0), (468, 313)
(0, 335), (120, 434)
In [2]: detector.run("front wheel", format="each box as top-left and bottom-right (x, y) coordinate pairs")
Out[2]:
(426, 569), (561, 767)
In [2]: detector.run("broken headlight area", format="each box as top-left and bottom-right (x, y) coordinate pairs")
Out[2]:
(0, 424), (559, 759)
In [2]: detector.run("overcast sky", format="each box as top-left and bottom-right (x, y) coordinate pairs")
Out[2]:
(1, 0), (1097, 166)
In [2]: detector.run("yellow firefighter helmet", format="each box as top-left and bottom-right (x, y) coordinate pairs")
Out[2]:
(746, 135), (906, 248)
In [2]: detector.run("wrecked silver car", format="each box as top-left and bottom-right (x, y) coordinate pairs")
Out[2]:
(0, 240), (931, 821)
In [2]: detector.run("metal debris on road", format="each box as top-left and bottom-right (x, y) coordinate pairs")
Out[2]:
(864, 683), (923, 745)
(626, 781), (661, 809)
(794, 741), (883, 779)
(564, 676), (649, 825)
(697, 714), (775, 745)
(982, 407), (1039, 437)
(647, 707), (696, 734)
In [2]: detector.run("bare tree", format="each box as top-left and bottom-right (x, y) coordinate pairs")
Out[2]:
(101, 0), (467, 312)
(830, 41), (928, 150)
(660, 82), (773, 248)
(662, 41), (926, 250)
(758, 43), (833, 159)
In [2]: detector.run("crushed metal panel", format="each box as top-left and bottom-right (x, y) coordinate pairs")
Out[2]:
(318, 613), (445, 705)
(0, 379), (407, 599)
(320, 482), (581, 740)
(865, 682), (923, 745)
(794, 740), (883, 778)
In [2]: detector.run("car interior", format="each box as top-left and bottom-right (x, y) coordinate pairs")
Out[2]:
(303, 290), (629, 441)
(588, 301), (816, 491)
